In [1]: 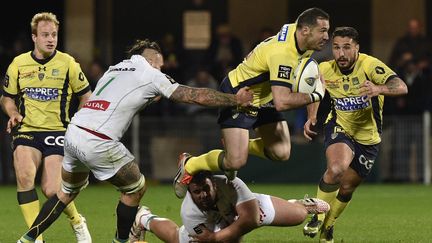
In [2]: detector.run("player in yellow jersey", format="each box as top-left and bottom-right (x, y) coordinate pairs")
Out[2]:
(302, 27), (408, 243)
(1, 12), (92, 242)
(174, 7), (330, 198)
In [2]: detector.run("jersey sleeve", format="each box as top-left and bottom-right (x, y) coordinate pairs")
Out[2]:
(365, 57), (397, 85)
(152, 71), (180, 98)
(267, 51), (295, 89)
(231, 178), (256, 205)
(2, 60), (19, 97)
(68, 58), (91, 96)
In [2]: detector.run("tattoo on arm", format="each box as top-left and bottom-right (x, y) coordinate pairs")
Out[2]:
(385, 77), (407, 95)
(170, 85), (237, 107)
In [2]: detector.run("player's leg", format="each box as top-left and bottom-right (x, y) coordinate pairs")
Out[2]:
(253, 120), (291, 161)
(42, 154), (91, 242)
(18, 168), (89, 242)
(130, 206), (179, 243)
(108, 160), (146, 243)
(13, 145), (45, 243)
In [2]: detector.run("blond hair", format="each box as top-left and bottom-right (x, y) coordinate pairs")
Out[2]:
(30, 12), (59, 35)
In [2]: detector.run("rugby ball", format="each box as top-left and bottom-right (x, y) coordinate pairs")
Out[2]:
(293, 58), (319, 94)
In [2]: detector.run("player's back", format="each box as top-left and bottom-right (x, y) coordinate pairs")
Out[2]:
(71, 55), (166, 140)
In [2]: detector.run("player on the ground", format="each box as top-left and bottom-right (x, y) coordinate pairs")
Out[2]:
(1, 12), (91, 242)
(17, 39), (252, 243)
(174, 7), (330, 199)
(130, 171), (330, 242)
(302, 27), (408, 243)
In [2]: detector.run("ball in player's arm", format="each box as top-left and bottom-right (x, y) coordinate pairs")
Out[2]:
(302, 27), (408, 242)
(17, 39), (252, 243)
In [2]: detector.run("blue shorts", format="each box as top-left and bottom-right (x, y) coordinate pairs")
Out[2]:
(12, 131), (65, 158)
(217, 77), (285, 129)
(324, 119), (380, 178)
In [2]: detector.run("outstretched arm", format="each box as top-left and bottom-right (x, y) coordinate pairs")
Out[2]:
(169, 85), (253, 107)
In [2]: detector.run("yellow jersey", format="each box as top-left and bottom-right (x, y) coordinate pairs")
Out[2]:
(320, 53), (397, 145)
(228, 23), (314, 107)
(3, 50), (90, 132)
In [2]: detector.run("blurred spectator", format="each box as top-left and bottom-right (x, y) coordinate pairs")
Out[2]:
(206, 24), (244, 81)
(182, 67), (219, 116)
(87, 60), (108, 91)
(250, 27), (274, 51)
(160, 33), (184, 83)
(388, 18), (432, 70)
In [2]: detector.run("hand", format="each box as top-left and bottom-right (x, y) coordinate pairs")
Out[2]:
(6, 112), (23, 133)
(303, 118), (318, 141)
(235, 86), (253, 107)
(189, 227), (217, 242)
(359, 80), (381, 99)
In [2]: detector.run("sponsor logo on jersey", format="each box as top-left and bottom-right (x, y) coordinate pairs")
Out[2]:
(83, 100), (111, 111)
(278, 24), (288, 41)
(44, 135), (64, 146)
(24, 87), (59, 101)
(13, 134), (34, 141)
(52, 69), (59, 76)
(352, 77), (360, 85)
(334, 96), (369, 111)
(4, 74), (9, 88)
(277, 65), (292, 79)
(19, 71), (36, 80)
(375, 66), (385, 74)
(108, 67), (136, 72)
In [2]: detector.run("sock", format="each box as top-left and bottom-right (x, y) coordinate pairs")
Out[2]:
(115, 201), (138, 241)
(140, 213), (159, 232)
(25, 194), (67, 239)
(184, 150), (223, 174)
(64, 201), (81, 225)
(248, 138), (276, 160)
(316, 178), (340, 222)
(322, 194), (350, 230)
(17, 189), (44, 242)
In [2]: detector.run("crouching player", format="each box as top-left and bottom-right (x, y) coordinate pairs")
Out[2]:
(130, 171), (330, 242)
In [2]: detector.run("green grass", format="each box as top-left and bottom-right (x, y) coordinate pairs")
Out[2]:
(1, 183), (431, 242)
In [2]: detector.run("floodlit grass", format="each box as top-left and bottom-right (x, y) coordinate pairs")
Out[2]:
(1, 183), (431, 242)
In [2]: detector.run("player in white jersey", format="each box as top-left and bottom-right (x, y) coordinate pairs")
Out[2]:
(17, 39), (253, 243)
(129, 171), (330, 243)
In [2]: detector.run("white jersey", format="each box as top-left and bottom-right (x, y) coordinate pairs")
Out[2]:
(71, 55), (179, 140)
(180, 176), (256, 237)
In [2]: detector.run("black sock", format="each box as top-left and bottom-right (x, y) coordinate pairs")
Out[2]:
(26, 194), (66, 239)
(17, 188), (38, 204)
(115, 201), (138, 240)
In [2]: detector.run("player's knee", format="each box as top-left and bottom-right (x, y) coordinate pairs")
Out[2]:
(41, 186), (57, 198)
(61, 177), (89, 195)
(117, 174), (146, 198)
(326, 162), (346, 180)
(266, 147), (291, 162)
(224, 154), (248, 170)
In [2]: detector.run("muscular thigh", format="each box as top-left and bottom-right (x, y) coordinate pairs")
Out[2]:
(221, 127), (249, 162)
(13, 146), (42, 190)
(255, 121), (290, 148)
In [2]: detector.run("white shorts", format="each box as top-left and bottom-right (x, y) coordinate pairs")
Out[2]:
(62, 124), (135, 180)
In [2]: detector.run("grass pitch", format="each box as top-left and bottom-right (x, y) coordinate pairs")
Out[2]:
(1, 183), (431, 242)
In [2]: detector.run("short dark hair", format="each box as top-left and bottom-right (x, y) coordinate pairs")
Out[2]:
(296, 7), (330, 28)
(126, 39), (161, 58)
(188, 170), (214, 190)
(332, 27), (360, 44)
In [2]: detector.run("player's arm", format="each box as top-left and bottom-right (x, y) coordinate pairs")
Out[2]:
(192, 199), (260, 242)
(360, 76), (408, 98)
(77, 90), (92, 110)
(304, 102), (320, 141)
(1, 96), (22, 133)
(169, 85), (253, 108)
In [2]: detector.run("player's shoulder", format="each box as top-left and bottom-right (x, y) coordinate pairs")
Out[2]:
(11, 51), (33, 65)
(54, 50), (77, 62)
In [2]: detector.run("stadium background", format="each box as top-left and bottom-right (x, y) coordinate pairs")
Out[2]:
(0, 0), (431, 185)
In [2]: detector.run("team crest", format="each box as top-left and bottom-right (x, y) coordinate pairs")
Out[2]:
(343, 84), (349, 91)
(38, 73), (45, 81)
(52, 69), (59, 76)
(305, 77), (315, 86)
(277, 65), (292, 80)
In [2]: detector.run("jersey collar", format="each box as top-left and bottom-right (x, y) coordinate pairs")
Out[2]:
(31, 50), (57, 65)
(294, 27), (306, 55)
